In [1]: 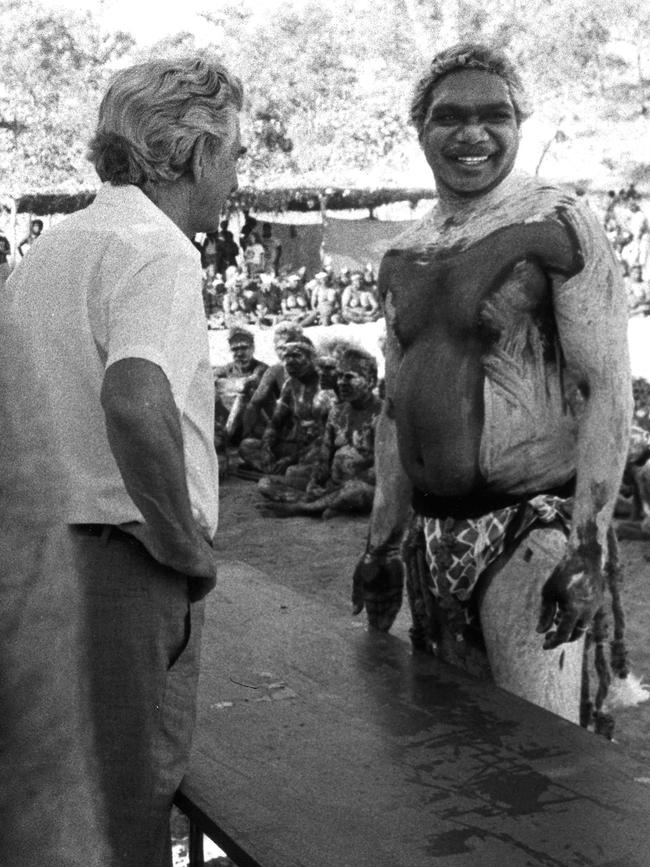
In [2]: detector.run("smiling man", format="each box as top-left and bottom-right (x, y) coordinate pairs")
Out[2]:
(352, 44), (632, 728)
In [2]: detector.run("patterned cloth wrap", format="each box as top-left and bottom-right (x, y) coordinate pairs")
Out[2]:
(413, 494), (572, 637)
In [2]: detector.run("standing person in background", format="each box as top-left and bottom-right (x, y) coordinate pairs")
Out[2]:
(1, 54), (244, 866)
(243, 230), (266, 277)
(17, 218), (43, 257)
(261, 221), (282, 274)
(216, 226), (240, 275)
(201, 229), (219, 277)
(239, 210), (258, 250)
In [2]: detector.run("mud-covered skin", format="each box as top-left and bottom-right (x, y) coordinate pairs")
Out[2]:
(351, 537), (405, 631)
(385, 215), (582, 498)
(359, 175), (632, 645)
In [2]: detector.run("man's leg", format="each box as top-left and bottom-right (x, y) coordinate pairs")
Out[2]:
(74, 527), (204, 867)
(477, 525), (585, 724)
(0, 522), (111, 867)
(257, 479), (374, 517)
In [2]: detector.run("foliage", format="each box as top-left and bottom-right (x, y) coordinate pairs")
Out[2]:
(1, 0), (649, 195)
(0, 0), (134, 190)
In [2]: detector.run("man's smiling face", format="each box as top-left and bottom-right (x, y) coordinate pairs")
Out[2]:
(421, 69), (520, 199)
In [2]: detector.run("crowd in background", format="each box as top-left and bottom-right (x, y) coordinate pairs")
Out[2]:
(212, 321), (384, 519)
(193, 188), (650, 327)
(3, 187), (649, 313)
(198, 212), (382, 330)
(598, 184), (650, 313)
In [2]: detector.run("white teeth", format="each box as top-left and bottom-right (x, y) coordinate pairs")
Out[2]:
(455, 156), (490, 164)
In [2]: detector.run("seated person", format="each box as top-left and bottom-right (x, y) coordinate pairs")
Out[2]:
(340, 271), (381, 323)
(202, 274), (222, 321)
(362, 261), (376, 289)
(304, 271), (342, 326)
(617, 378), (650, 538)
(280, 273), (311, 321)
(225, 274), (260, 325)
(239, 321), (304, 446)
(616, 426), (650, 536)
(337, 266), (352, 292)
(314, 335), (364, 397)
(256, 273), (283, 324)
(214, 326), (268, 450)
(258, 348), (382, 518)
(238, 335), (332, 482)
(240, 278), (262, 320)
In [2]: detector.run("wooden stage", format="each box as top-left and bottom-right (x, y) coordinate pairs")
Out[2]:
(177, 559), (650, 867)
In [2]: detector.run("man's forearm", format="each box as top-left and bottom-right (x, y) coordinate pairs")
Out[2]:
(570, 381), (632, 559)
(367, 406), (412, 551)
(101, 358), (216, 580)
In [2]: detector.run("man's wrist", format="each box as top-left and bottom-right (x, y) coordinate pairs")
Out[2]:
(365, 530), (403, 559)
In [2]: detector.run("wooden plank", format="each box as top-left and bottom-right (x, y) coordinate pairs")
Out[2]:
(181, 560), (650, 867)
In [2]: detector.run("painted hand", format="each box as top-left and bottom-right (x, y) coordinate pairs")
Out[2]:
(536, 548), (604, 650)
(270, 456), (294, 474)
(259, 444), (275, 473)
(351, 548), (404, 632)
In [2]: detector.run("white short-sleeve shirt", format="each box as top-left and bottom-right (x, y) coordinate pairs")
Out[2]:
(3, 183), (219, 537)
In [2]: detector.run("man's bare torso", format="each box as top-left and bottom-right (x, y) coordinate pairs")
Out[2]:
(381, 187), (589, 511)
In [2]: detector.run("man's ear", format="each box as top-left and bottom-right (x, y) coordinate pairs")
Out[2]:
(191, 136), (207, 182)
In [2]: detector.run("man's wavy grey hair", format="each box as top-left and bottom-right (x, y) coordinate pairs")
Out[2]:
(88, 55), (244, 187)
(410, 43), (532, 141)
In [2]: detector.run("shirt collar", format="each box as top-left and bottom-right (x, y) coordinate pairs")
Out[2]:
(94, 182), (197, 255)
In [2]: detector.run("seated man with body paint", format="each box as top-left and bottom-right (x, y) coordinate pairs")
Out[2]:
(214, 326), (268, 452)
(616, 378), (650, 540)
(258, 347), (382, 518)
(351, 43), (637, 732)
(238, 321), (305, 459)
(238, 335), (332, 484)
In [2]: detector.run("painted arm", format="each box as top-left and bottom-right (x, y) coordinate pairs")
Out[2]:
(260, 381), (294, 470)
(308, 416), (336, 490)
(537, 213), (633, 648)
(101, 357), (217, 600)
(351, 285), (412, 631)
(242, 365), (278, 437)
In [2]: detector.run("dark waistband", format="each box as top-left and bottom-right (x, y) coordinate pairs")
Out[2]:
(412, 477), (575, 520)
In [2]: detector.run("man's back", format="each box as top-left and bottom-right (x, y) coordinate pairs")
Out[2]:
(2, 183), (217, 530)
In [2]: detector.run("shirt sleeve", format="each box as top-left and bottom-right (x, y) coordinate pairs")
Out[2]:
(103, 248), (206, 413)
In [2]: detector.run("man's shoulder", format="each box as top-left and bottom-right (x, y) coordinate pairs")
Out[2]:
(252, 359), (269, 375)
(92, 184), (197, 264)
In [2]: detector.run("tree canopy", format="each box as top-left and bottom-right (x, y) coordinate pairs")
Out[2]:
(1, 0), (649, 197)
